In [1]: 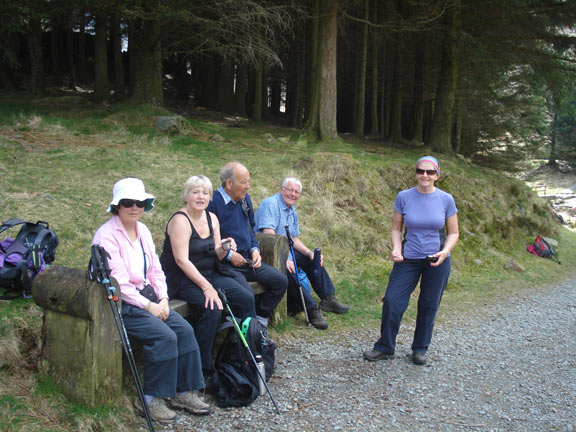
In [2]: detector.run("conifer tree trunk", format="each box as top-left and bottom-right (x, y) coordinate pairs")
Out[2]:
(51, 17), (63, 85)
(66, 14), (76, 90)
(412, 39), (425, 143)
(111, 13), (125, 101)
(368, 0), (379, 137)
(390, 37), (404, 144)
(428, 0), (461, 153)
(235, 64), (248, 116)
(129, 16), (163, 106)
(306, 0), (338, 141)
(380, 43), (391, 137)
(28, 18), (46, 95)
(93, 11), (110, 103)
(318, 0), (338, 140)
(305, 0), (320, 132)
(253, 55), (263, 122)
(293, 33), (306, 128)
(284, 48), (297, 126)
(217, 61), (235, 113)
(353, 0), (369, 138)
(269, 68), (282, 116)
(78, 11), (87, 84)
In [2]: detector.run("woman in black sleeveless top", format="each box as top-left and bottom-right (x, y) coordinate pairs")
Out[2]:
(160, 175), (256, 379)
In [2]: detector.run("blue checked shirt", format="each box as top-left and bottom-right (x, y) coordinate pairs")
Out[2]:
(255, 193), (300, 239)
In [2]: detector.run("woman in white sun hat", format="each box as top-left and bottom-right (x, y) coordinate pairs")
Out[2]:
(92, 177), (210, 421)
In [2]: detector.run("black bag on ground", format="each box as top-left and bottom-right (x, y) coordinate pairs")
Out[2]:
(0, 218), (59, 299)
(211, 317), (276, 408)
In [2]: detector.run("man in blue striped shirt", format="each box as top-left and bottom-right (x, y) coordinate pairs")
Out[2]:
(255, 177), (350, 330)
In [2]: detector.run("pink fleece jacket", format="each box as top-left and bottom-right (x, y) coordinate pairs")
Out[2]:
(92, 215), (168, 309)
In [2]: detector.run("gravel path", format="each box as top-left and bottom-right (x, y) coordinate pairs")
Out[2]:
(161, 278), (576, 432)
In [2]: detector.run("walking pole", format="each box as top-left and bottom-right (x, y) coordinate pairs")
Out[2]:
(284, 226), (311, 327)
(89, 245), (156, 432)
(216, 289), (281, 415)
(517, 203), (534, 236)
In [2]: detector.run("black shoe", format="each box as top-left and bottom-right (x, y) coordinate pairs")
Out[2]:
(412, 352), (426, 365)
(203, 376), (217, 395)
(363, 349), (394, 361)
(319, 294), (350, 314)
(307, 306), (328, 330)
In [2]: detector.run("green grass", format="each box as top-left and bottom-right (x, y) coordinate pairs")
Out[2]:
(0, 93), (575, 430)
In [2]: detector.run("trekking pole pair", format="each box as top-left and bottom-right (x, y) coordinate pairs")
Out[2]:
(284, 226), (312, 327)
(89, 245), (156, 432)
(216, 288), (281, 414)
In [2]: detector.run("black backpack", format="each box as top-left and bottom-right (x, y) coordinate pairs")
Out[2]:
(0, 218), (59, 299)
(211, 317), (276, 408)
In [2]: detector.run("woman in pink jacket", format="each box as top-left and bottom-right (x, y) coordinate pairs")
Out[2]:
(93, 178), (210, 422)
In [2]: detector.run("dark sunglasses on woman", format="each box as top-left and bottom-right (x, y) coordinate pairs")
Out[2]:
(416, 168), (438, 176)
(119, 199), (147, 208)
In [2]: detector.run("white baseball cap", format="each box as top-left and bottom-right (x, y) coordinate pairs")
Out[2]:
(107, 178), (155, 212)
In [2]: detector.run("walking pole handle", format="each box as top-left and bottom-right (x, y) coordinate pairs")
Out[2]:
(216, 288), (229, 306)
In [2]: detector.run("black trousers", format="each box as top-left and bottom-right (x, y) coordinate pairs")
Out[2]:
(220, 261), (288, 318)
(173, 271), (255, 374)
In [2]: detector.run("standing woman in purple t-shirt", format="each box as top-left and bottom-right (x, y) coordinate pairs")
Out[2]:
(363, 156), (459, 365)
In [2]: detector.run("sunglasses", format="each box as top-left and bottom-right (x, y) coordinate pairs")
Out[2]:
(416, 168), (438, 176)
(119, 199), (147, 208)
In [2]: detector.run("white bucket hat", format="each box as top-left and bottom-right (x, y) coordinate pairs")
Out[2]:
(107, 178), (155, 212)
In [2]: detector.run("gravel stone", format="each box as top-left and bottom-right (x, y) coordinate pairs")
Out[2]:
(149, 279), (576, 431)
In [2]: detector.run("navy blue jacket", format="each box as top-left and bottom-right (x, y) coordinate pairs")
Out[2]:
(208, 188), (259, 259)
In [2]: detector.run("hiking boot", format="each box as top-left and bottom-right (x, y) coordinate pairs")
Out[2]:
(412, 352), (427, 366)
(170, 391), (211, 415)
(307, 306), (328, 330)
(255, 315), (268, 327)
(134, 397), (177, 422)
(319, 294), (350, 314)
(363, 349), (394, 362)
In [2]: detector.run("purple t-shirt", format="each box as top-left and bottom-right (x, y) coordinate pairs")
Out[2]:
(393, 187), (458, 259)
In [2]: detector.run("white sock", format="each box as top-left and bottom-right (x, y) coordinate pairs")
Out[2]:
(144, 394), (155, 404)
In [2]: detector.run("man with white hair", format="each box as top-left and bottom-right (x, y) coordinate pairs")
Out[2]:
(255, 177), (350, 330)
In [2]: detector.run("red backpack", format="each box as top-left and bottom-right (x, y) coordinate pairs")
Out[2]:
(526, 235), (561, 264)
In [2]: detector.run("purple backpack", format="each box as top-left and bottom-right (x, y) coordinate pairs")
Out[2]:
(0, 218), (59, 299)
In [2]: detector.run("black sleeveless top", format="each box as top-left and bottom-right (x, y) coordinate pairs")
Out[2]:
(160, 210), (218, 296)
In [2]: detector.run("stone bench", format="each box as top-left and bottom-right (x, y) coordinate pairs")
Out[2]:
(32, 233), (287, 407)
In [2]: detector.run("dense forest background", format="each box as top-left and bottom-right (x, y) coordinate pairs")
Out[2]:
(1, 0), (576, 168)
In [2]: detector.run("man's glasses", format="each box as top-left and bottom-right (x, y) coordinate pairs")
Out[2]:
(119, 199), (147, 208)
(282, 187), (301, 195)
(415, 168), (438, 176)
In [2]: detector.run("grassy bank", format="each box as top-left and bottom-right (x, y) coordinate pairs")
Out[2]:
(1, 94), (575, 431)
